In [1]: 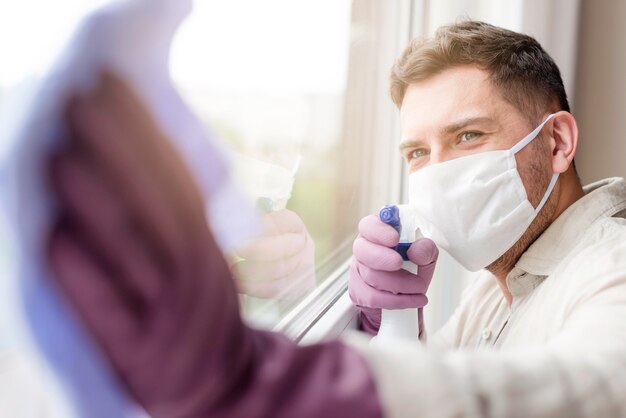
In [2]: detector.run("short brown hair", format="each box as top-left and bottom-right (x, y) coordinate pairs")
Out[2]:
(390, 21), (570, 122)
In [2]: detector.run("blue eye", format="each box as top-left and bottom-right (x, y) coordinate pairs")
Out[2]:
(460, 132), (481, 142)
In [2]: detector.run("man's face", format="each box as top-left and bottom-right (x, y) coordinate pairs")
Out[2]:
(398, 65), (557, 273)
(400, 65), (542, 174)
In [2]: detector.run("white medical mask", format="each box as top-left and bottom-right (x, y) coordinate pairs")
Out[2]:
(408, 114), (558, 271)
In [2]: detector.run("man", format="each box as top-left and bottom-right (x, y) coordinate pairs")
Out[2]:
(350, 20), (626, 343)
(44, 21), (626, 417)
(347, 20), (626, 413)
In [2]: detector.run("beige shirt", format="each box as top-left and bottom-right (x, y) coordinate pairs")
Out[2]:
(348, 177), (626, 418)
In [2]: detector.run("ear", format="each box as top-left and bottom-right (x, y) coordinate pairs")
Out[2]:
(548, 111), (578, 174)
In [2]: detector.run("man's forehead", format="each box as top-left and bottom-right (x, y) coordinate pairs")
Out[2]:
(399, 66), (516, 137)
(401, 67), (496, 119)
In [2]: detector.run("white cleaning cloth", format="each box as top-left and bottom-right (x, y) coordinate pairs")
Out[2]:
(1, 0), (258, 416)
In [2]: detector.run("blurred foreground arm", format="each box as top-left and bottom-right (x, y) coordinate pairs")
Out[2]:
(46, 72), (382, 418)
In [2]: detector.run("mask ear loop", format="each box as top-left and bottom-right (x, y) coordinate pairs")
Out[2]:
(511, 113), (559, 216)
(509, 113), (559, 214)
(511, 113), (556, 154)
(534, 173), (559, 214)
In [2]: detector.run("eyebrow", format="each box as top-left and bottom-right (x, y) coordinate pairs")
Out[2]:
(440, 116), (496, 135)
(399, 116), (497, 153)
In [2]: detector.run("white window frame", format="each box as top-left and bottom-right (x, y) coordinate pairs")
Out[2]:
(275, 0), (426, 343)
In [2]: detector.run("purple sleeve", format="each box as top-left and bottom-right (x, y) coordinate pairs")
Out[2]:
(176, 252), (383, 417)
(168, 236), (384, 418)
(359, 311), (382, 336)
(205, 330), (383, 418)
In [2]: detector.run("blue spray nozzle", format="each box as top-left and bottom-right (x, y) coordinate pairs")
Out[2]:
(379, 205), (401, 234)
(379, 205), (410, 261)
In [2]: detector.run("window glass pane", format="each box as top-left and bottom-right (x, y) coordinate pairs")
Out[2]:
(171, 0), (362, 328)
(0, 0), (392, 333)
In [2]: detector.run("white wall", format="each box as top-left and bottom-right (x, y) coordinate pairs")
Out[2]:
(574, 0), (626, 184)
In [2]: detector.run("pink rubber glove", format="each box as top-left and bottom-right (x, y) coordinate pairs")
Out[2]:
(349, 214), (439, 336)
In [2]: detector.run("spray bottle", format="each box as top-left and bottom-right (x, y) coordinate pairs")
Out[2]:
(370, 204), (421, 343)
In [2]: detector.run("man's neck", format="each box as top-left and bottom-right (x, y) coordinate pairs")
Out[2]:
(550, 169), (585, 224)
(495, 277), (513, 306)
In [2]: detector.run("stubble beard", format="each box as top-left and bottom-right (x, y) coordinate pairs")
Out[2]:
(486, 143), (558, 278)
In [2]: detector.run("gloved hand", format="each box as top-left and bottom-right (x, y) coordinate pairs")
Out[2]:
(46, 72), (382, 418)
(349, 214), (439, 336)
(231, 209), (316, 301)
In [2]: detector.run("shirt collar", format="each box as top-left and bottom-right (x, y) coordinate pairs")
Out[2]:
(506, 177), (626, 298)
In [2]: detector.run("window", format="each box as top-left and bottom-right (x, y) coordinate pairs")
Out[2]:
(171, 0), (414, 334)
(0, 0), (413, 338)
(0, 0), (477, 341)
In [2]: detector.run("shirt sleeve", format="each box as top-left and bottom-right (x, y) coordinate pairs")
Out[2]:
(343, 264), (626, 418)
(344, 334), (626, 418)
